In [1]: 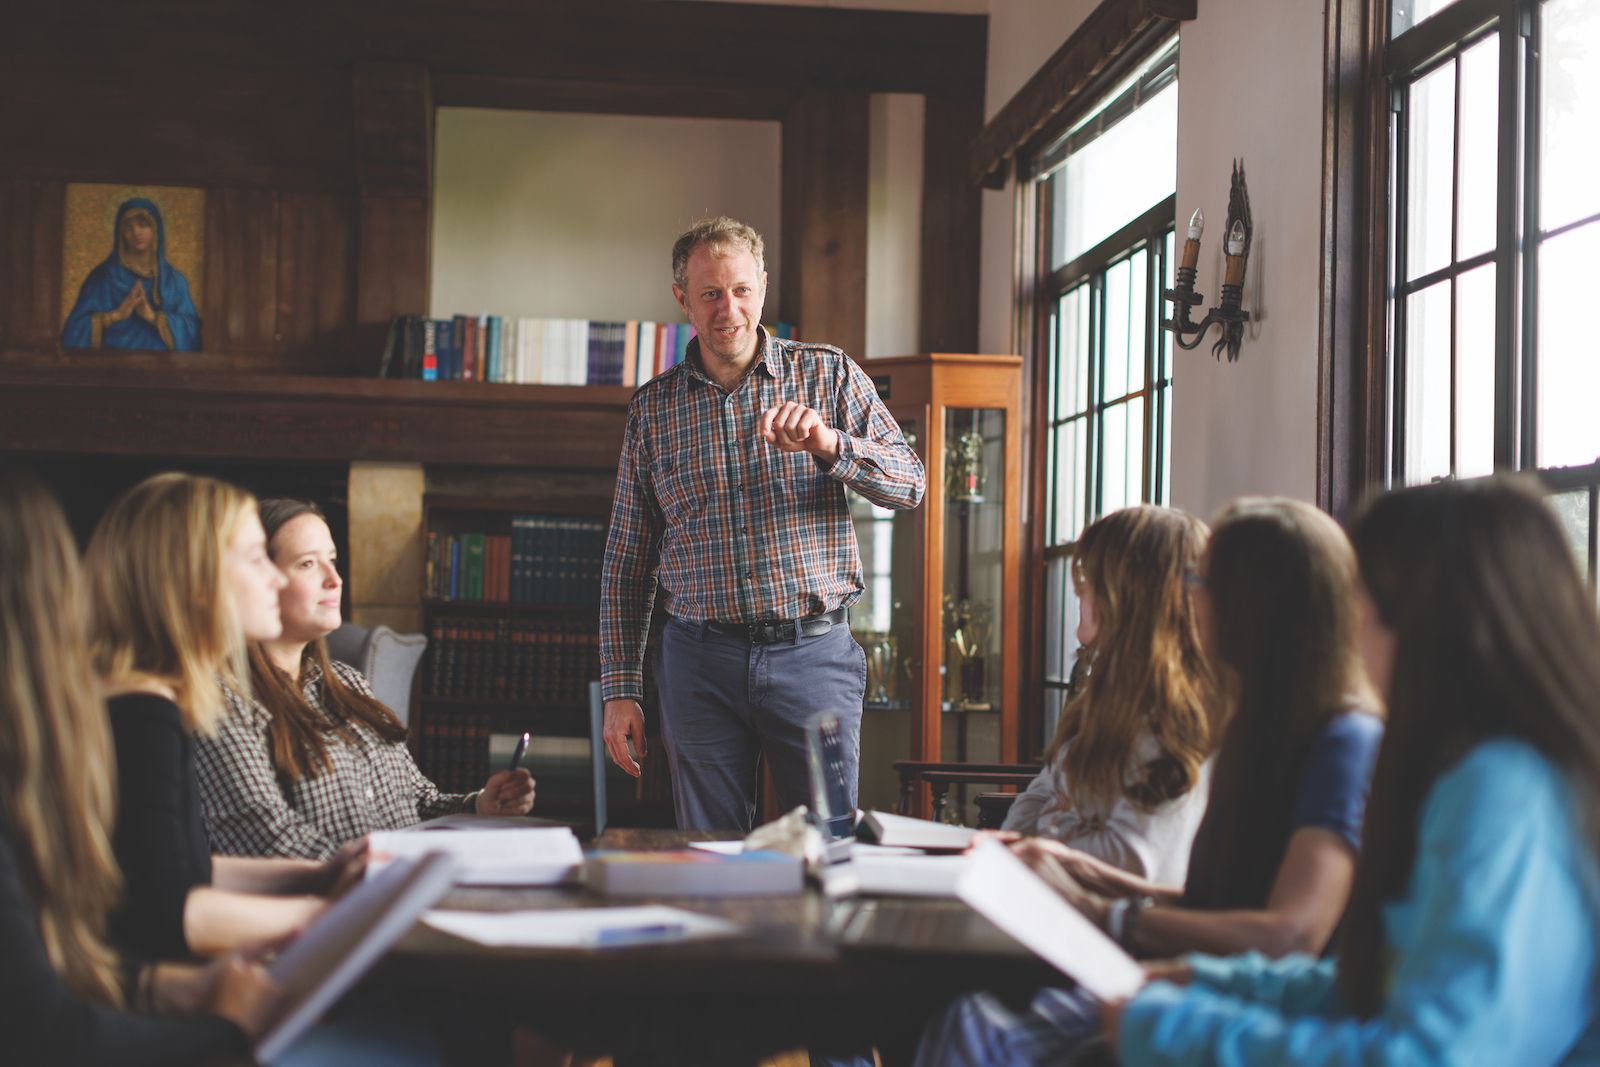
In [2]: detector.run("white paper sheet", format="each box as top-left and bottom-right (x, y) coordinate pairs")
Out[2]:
(847, 853), (970, 897)
(368, 827), (582, 886)
(423, 905), (742, 948)
(687, 840), (746, 855)
(955, 839), (1145, 1002)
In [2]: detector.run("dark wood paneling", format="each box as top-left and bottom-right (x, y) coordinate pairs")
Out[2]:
(780, 92), (869, 359)
(354, 63), (433, 198)
(0, 365), (633, 470)
(277, 192), (357, 361)
(0, 181), (65, 353)
(919, 93), (985, 353)
(0, 57), (355, 192)
(355, 196), (431, 361)
(203, 189), (281, 353)
(4, 2), (985, 99)
(434, 74), (797, 121)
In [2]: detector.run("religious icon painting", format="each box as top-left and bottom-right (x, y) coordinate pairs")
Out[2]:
(60, 183), (205, 352)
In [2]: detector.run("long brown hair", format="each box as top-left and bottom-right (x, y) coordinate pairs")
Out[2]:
(1047, 505), (1217, 814)
(248, 499), (406, 782)
(1182, 498), (1374, 911)
(0, 471), (125, 1005)
(86, 473), (255, 735)
(1339, 476), (1600, 1016)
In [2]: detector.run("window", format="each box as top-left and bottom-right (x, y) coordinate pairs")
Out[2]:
(1384, 0), (1600, 569)
(1026, 40), (1179, 735)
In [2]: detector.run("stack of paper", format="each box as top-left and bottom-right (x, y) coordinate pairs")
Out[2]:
(423, 905), (741, 948)
(368, 827), (583, 886)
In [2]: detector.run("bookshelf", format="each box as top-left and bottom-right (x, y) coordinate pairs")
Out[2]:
(418, 493), (673, 827)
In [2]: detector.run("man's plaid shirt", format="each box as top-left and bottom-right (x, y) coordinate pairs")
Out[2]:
(600, 330), (925, 702)
(196, 661), (475, 860)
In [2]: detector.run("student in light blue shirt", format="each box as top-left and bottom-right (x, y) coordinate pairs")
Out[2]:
(1114, 476), (1600, 1066)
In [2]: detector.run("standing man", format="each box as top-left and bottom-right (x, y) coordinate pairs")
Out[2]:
(599, 217), (925, 831)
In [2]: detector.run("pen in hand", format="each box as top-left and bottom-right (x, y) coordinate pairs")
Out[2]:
(508, 731), (530, 774)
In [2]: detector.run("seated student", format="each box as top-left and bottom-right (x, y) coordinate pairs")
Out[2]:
(1001, 505), (1219, 885)
(86, 474), (359, 960)
(1111, 478), (1600, 1065)
(197, 498), (534, 860)
(920, 498), (1383, 1067)
(0, 469), (277, 1065)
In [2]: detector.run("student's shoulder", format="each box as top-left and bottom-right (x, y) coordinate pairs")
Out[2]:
(1426, 737), (1571, 845)
(326, 659), (375, 695)
(107, 691), (185, 729)
(1313, 708), (1386, 757)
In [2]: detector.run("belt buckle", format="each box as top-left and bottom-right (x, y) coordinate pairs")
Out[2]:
(750, 619), (796, 644)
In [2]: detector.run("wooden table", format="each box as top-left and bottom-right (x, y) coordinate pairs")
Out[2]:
(367, 829), (1058, 1066)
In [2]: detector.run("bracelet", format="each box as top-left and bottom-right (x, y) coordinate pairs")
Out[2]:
(1119, 895), (1155, 955)
(1105, 897), (1131, 943)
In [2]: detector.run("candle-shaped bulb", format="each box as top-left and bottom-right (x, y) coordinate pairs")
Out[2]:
(1225, 220), (1246, 256)
(1187, 208), (1204, 241)
(1180, 208), (1205, 272)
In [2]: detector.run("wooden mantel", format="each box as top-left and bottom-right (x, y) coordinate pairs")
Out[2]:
(0, 362), (632, 471)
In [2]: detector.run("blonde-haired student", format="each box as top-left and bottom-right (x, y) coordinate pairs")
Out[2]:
(86, 473), (359, 960)
(0, 469), (278, 1064)
(1002, 504), (1220, 884)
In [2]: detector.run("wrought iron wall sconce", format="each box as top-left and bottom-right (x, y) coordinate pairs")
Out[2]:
(1164, 160), (1252, 362)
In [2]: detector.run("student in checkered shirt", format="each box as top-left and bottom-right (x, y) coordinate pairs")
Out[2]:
(195, 499), (535, 860)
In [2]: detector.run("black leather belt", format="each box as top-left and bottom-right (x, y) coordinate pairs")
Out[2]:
(703, 607), (848, 644)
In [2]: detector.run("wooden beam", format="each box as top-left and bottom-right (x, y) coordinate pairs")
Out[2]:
(919, 92), (985, 353)
(0, 181), (65, 353)
(434, 74), (796, 121)
(781, 91), (869, 359)
(0, 364), (633, 470)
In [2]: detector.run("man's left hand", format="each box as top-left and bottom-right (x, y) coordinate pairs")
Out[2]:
(759, 401), (840, 461)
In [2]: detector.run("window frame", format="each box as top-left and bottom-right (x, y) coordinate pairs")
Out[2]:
(1018, 36), (1180, 755)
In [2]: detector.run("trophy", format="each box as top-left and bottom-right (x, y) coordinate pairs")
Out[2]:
(942, 596), (994, 710)
(946, 427), (987, 502)
(862, 632), (900, 705)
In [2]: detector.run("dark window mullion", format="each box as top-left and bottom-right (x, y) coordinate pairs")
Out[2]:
(1492, 10), (1522, 468)
(1392, 82), (1412, 485)
(1520, 0), (1540, 469)
(1450, 54), (1462, 475)
(1087, 272), (1106, 520)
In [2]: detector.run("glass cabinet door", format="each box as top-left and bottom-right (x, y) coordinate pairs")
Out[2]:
(940, 407), (1005, 772)
(851, 415), (924, 812)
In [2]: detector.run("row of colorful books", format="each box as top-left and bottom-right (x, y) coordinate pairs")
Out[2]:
(425, 516), (605, 606)
(425, 618), (599, 704)
(381, 314), (797, 386)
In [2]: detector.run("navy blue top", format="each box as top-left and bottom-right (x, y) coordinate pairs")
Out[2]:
(107, 694), (214, 960)
(1289, 709), (1385, 851)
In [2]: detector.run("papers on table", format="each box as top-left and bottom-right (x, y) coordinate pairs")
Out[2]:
(423, 905), (742, 948)
(687, 840), (746, 856)
(955, 839), (1144, 1002)
(855, 811), (977, 852)
(395, 812), (571, 832)
(832, 851), (966, 902)
(368, 827), (582, 886)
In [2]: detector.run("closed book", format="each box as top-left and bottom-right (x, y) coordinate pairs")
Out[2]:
(486, 315), (501, 384)
(463, 533), (486, 601)
(447, 536), (461, 600)
(421, 319), (438, 381)
(622, 320), (638, 386)
(584, 849), (803, 897)
(855, 811), (977, 853)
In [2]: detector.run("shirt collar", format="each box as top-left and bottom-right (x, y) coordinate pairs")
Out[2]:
(684, 325), (782, 389)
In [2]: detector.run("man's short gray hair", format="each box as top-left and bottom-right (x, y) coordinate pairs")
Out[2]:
(671, 217), (766, 289)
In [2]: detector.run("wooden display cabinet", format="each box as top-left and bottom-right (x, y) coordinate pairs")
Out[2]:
(849, 354), (1023, 821)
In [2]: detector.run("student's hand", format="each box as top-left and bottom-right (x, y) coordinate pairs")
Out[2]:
(759, 401), (840, 461)
(1009, 836), (1124, 897)
(202, 955), (283, 1040)
(603, 699), (647, 778)
(322, 837), (369, 897)
(970, 829), (1023, 850)
(1011, 838), (1112, 929)
(477, 768), (536, 814)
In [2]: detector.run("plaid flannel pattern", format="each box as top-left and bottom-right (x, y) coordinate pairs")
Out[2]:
(600, 331), (925, 702)
(195, 661), (475, 860)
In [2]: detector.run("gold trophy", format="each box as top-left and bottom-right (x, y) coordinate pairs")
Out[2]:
(942, 596), (994, 710)
(946, 428), (987, 502)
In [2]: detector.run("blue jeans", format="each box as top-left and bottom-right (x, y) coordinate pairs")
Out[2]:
(656, 615), (865, 832)
(913, 987), (1101, 1067)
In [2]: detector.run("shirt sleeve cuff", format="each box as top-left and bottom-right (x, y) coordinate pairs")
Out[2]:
(822, 431), (868, 482)
(600, 665), (644, 703)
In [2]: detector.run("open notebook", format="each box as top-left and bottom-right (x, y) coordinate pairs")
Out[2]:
(256, 852), (460, 1064)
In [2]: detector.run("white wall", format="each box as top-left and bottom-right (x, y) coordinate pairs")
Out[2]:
(1169, 1), (1325, 515)
(982, 0), (1327, 515)
(430, 108), (782, 324)
(866, 93), (925, 358)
